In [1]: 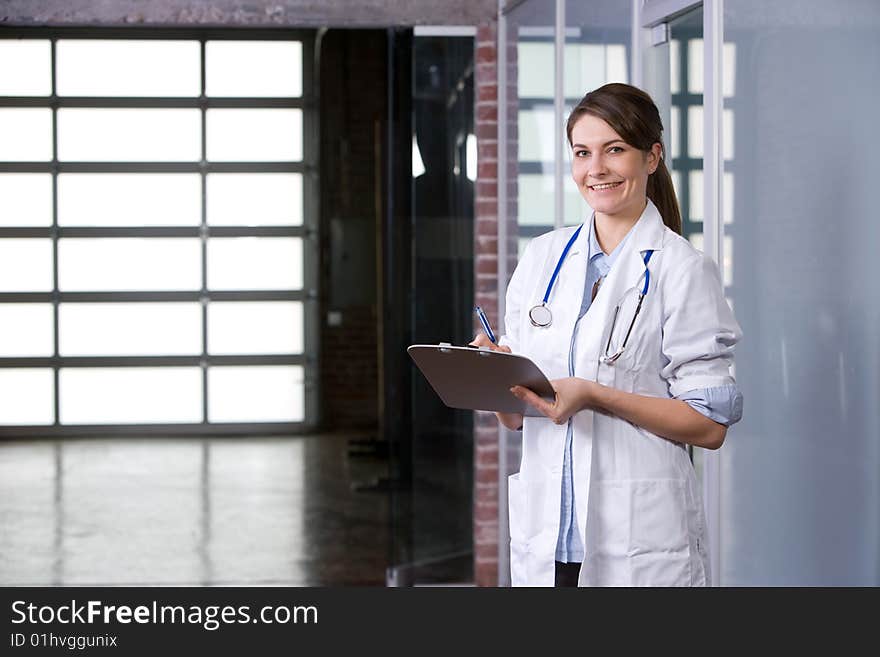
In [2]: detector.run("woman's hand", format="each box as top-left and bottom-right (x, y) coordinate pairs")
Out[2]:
(469, 333), (523, 431)
(511, 377), (601, 425)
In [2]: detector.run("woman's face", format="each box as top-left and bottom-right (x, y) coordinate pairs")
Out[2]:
(569, 113), (661, 221)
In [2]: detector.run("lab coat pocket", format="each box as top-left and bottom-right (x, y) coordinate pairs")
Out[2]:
(592, 478), (691, 586)
(630, 478), (691, 586)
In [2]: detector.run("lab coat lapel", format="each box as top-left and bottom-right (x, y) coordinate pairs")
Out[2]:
(541, 223), (591, 366)
(578, 200), (667, 371)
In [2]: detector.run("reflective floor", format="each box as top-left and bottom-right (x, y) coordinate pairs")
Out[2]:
(0, 433), (389, 586)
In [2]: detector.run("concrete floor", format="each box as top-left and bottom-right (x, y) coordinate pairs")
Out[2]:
(0, 433), (389, 586)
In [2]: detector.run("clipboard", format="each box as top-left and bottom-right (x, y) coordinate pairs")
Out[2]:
(407, 344), (555, 416)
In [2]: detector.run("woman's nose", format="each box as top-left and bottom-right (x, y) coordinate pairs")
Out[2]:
(588, 153), (608, 177)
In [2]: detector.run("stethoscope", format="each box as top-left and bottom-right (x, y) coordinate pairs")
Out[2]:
(528, 222), (654, 365)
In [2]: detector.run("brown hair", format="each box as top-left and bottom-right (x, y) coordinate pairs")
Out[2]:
(566, 83), (682, 235)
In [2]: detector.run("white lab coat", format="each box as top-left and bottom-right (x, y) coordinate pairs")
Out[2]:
(501, 200), (741, 587)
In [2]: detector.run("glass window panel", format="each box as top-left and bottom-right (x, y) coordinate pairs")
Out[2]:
(0, 174), (52, 226)
(58, 238), (201, 291)
(207, 237), (303, 291)
(208, 301), (303, 355)
(0, 369), (54, 425)
(521, 173), (585, 226)
(0, 108), (52, 161)
(689, 169), (704, 221)
(723, 108), (734, 160)
(518, 173), (554, 225)
(518, 106), (555, 162)
(206, 41), (302, 97)
(564, 43), (607, 98)
(0, 39), (51, 95)
(723, 42), (736, 98)
(669, 39), (681, 94)
(57, 108), (201, 162)
(58, 173), (201, 227)
(517, 42), (554, 98)
(207, 173), (303, 226)
(605, 44), (628, 85)
(56, 40), (200, 97)
(687, 104), (703, 158)
(0, 239), (53, 292)
(206, 109), (302, 162)
(688, 38), (704, 94)
(0, 304), (54, 357)
(59, 303), (202, 356)
(723, 171), (734, 224)
(208, 365), (304, 423)
(59, 367), (202, 424)
(669, 105), (680, 160)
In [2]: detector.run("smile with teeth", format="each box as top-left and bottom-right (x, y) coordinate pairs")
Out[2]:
(589, 181), (623, 190)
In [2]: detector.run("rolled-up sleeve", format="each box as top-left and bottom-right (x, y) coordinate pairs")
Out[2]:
(661, 252), (742, 399)
(677, 385), (744, 426)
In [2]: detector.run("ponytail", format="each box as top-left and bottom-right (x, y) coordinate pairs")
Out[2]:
(647, 158), (682, 235)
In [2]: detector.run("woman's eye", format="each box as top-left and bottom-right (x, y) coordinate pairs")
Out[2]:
(608, 146), (624, 153)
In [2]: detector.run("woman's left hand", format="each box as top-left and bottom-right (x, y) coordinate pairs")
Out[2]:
(511, 377), (602, 425)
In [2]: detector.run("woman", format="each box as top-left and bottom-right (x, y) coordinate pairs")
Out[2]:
(471, 83), (742, 587)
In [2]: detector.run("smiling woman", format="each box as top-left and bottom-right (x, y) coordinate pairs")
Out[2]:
(473, 82), (742, 587)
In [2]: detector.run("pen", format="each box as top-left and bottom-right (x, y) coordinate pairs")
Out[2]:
(474, 306), (497, 344)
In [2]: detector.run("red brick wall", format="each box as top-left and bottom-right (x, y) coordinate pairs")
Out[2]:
(473, 21), (500, 587)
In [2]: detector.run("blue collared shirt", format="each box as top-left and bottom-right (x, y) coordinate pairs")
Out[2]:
(555, 219), (743, 563)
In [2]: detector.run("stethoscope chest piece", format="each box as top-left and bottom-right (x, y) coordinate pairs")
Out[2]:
(528, 303), (552, 328)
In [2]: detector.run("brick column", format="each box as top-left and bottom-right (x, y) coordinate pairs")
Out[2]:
(473, 20), (500, 587)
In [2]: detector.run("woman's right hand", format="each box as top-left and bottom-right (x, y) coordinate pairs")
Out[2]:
(468, 333), (523, 431)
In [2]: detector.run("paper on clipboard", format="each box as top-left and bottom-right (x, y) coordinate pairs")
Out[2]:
(407, 344), (555, 416)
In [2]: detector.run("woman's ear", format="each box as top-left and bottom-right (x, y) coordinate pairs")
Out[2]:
(647, 142), (663, 174)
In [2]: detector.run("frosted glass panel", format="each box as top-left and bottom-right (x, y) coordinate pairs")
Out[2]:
(60, 367), (202, 424)
(0, 239), (53, 292)
(0, 174), (53, 226)
(207, 173), (303, 226)
(208, 366), (304, 423)
(57, 109), (201, 162)
(721, 0), (880, 586)
(58, 238), (201, 291)
(206, 109), (302, 161)
(207, 237), (303, 290)
(519, 174), (583, 226)
(517, 42), (554, 97)
(565, 43), (628, 97)
(688, 38), (704, 93)
(0, 369), (54, 425)
(58, 173), (201, 227)
(56, 40), (200, 97)
(687, 105), (703, 158)
(518, 106), (555, 162)
(0, 109), (52, 161)
(208, 301), (303, 355)
(206, 41), (303, 97)
(0, 304), (54, 357)
(688, 170), (704, 221)
(59, 303), (202, 356)
(0, 40), (51, 95)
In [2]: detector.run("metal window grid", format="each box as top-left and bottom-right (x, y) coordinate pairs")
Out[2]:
(0, 27), (319, 438)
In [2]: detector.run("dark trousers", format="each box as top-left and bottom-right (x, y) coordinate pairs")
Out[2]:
(554, 561), (581, 587)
